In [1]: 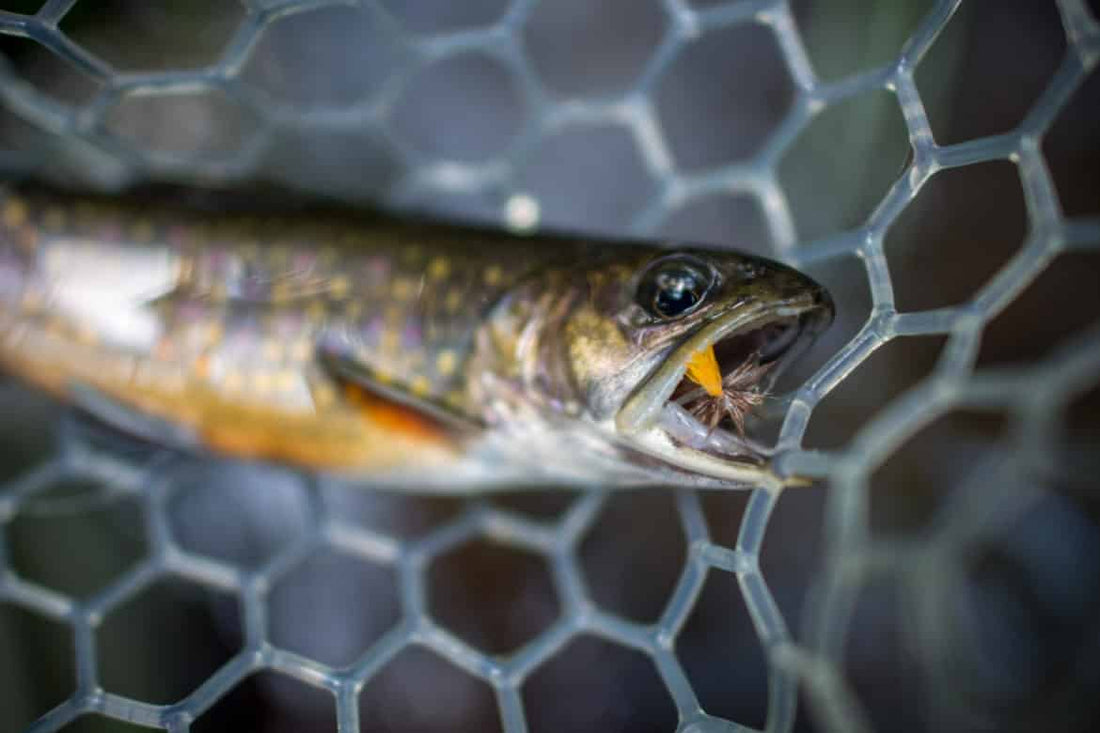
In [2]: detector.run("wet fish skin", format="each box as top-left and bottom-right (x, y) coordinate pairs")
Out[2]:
(1, 187), (557, 406)
(0, 186), (833, 490)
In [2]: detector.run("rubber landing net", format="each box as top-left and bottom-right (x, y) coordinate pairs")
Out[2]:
(0, 1), (1098, 731)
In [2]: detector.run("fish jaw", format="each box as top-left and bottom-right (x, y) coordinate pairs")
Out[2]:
(611, 290), (833, 483)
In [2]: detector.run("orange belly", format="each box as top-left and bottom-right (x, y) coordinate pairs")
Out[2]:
(0, 319), (461, 473)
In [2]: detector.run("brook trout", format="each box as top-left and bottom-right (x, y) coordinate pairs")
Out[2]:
(0, 187), (833, 491)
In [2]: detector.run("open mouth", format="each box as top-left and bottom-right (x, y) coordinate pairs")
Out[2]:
(662, 314), (815, 461)
(670, 316), (803, 407)
(615, 300), (829, 472)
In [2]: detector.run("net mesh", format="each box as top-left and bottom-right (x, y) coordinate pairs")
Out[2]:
(0, 0), (1098, 731)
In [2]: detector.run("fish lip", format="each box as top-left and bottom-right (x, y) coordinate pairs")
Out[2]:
(614, 294), (827, 437)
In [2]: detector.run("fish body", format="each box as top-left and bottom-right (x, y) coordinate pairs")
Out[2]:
(0, 186), (833, 491)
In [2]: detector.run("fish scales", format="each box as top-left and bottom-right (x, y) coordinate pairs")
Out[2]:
(0, 188), (563, 471)
(1, 188), (564, 404)
(0, 186), (834, 491)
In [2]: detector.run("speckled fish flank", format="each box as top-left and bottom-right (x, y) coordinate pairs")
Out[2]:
(0, 187), (834, 491)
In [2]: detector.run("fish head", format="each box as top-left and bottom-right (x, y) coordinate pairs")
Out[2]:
(544, 246), (834, 483)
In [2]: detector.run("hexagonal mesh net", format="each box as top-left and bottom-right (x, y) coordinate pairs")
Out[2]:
(1, 0), (1098, 731)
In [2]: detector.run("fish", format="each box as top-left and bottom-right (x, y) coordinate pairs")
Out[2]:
(0, 185), (834, 492)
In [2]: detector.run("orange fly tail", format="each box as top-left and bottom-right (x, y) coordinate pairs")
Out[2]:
(685, 344), (723, 397)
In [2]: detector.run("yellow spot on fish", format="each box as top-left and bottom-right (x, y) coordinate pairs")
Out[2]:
(484, 265), (502, 287)
(177, 257), (196, 288)
(445, 288), (463, 313)
(685, 344), (723, 397)
(313, 383), (336, 408)
(428, 256), (450, 281)
(44, 316), (66, 336)
(45, 246), (66, 270)
(182, 223), (208, 247)
(223, 370), (244, 393)
(410, 376), (431, 397)
(205, 323), (224, 346)
(74, 201), (98, 225)
(275, 370), (297, 391)
(270, 244), (291, 265)
(42, 207), (65, 231)
(262, 340), (283, 362)
(271, 282), (293, 304)
(130, 219), (155, 243)
(384, 304), (404, 325)
(381, 330), (400, 354)
(253, 372), (273, 394)
(329, 276), (350, 299)
(306, 301), (327, 322)
(2, 323), (26, 348)
(290, 340), (312, 362)
(435, 350), (457, 377)
(2, 198), (27, 228)
(154, 338), (174, 361)
(75, 325), (98, 345)
(17, 228), (37, 253)
(374, 370), (394, 386)
(20, 289), (42, 312)
(392, 277), (414, 300)
(445, 390), (465, 408)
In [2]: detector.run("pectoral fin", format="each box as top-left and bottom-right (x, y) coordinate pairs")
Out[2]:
(315, 337), (478, 433)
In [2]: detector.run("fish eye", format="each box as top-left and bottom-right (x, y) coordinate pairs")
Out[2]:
(637, 255), (714, 319)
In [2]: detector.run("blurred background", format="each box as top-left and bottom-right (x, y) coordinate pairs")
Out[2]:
(0, 0), (1097, 731)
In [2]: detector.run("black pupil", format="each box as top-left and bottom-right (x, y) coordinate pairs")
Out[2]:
(654, 269), (701, 316)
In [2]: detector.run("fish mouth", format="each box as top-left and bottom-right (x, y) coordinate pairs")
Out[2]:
(614, 293), (831, 481)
